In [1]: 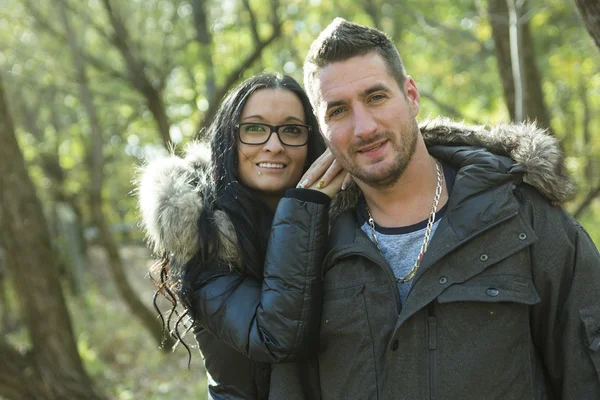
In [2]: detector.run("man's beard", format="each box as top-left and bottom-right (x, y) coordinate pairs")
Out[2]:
(332, 117), (419, 189)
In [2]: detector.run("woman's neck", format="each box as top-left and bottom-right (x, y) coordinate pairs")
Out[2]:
(259, 193), (283, 212)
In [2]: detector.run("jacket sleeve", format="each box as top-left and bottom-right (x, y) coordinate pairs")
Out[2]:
(193, 189), (330, 363)
(526, 188), (600, 397)
(195, 328), (270, 400)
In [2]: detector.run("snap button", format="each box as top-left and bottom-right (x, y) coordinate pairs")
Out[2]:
(518, 233), (527, 240)
(391, 339), (399, 351)
(486, 288), (500, 297)
(438, 276), (448, 285)
(479, 254), (489, 262)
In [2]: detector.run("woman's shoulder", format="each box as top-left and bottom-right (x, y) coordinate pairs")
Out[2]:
(136, 142), (239, 266)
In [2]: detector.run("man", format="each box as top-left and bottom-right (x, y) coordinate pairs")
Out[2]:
(269, 18), (600, 399)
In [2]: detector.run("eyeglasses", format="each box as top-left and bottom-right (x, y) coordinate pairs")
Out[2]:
(236, 122), (311, 147)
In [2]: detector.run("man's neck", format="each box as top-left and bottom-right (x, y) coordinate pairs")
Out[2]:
(358, 142), (448, 228)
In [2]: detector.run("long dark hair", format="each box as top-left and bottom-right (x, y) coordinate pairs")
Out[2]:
(152, 73), (325, 361)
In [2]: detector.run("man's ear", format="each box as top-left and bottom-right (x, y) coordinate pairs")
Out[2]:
(404, 76), (420, 116)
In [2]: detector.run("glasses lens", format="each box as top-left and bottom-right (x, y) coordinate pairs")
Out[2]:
(277, 124), (309, 146)
(239, 123), (271, 144)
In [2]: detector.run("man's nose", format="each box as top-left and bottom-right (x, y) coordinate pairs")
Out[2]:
(353, 105), (377, 137)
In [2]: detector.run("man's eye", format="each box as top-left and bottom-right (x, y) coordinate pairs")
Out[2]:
(370, 94), (386, 102)
(329, 108), (344, 118)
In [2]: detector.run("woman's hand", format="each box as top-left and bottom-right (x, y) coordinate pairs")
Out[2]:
(297, 149), (352, 195)
(307, 166), (347, 198)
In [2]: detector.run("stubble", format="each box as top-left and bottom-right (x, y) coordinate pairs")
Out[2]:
(332, 117), (419, 189)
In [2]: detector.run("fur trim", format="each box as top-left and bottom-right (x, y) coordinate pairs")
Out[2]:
(330, 117), (575, 221)
(420, 117), (575, 203)
(136, 142), (240, 265)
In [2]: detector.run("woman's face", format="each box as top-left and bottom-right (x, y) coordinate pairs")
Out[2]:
(237, 88), (309, 197)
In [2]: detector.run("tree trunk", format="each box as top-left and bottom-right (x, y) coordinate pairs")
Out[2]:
(58, 2), (173, 350)
(365, 0), (382, 30)
(0, 75), (104, 400)
(575, 0), (600, 51)
(488, 0), (553, 132)
(191, 0), (216, 103)
(506, 0), (525, 122)
(0, 246), (15, 332)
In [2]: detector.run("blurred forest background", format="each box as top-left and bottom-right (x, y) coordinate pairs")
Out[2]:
(1, 0), (599, 399)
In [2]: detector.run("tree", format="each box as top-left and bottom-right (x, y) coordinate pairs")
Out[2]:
(57, 0), (174, 350)
(0, 74), (104, 400)
(488, 0), (553, 131)
(194, 0), (283, 131)
(575, 0), (600, 51)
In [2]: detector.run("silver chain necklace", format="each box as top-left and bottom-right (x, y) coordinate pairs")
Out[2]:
(365, 159), (444, 284)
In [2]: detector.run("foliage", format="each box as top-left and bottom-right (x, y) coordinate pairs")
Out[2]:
(4, 245), (208, 399)
(73, 246), (208, 400)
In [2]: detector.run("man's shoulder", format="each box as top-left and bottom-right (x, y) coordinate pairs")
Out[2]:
(515, 183), (586, 240)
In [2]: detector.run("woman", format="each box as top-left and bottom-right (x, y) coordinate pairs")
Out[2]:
(137, 73), (344, 399)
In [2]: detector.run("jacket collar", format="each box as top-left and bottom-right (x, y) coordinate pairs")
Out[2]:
(327, 147), (524, 262)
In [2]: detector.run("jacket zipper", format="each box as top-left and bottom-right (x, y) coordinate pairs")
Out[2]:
(428, 303), (438, 400)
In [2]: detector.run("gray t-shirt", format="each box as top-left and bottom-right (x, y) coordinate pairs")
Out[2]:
(360, 218), (442, 304)
(358, 163), (455, 305)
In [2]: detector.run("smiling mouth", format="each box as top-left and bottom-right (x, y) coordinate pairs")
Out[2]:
(257, 162), (286, 169)
(358, 141), (386, 153)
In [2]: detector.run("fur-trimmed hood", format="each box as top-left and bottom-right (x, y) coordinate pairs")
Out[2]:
(136, 142), (240, 266)
(136, 117), (574, 264)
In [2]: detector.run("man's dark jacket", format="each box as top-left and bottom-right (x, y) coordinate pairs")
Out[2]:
(269, 118), (600, 400)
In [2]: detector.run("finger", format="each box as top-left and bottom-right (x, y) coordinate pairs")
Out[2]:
(314, 168), (346, 198)
(315, 159), (344, 189)
(297, 153), (329, 188)
(341, 172), (353, 190)
(297, 150), (335, 188)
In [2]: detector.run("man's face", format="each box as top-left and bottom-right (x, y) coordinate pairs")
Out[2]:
(315, 52), (421, 189)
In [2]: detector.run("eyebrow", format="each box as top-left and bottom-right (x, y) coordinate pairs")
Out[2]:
(363, 83), (390, 96)
(324, 83), (391, 112)
(241, 115), (304, 123)
(241, 115), (264, 121)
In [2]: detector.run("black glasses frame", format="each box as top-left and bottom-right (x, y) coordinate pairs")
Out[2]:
(236, 122), (312, 147)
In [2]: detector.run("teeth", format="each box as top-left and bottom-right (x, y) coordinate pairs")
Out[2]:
(258, 163), (285, 169)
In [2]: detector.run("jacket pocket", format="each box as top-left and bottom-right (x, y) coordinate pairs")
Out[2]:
(435, 275), (540, 400)
(437, 275), (541, 305)
(580, 303), (600, 380)
(319, 283), (378, 400)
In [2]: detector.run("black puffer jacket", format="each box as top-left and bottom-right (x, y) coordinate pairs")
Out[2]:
(137, 143), (331, 399)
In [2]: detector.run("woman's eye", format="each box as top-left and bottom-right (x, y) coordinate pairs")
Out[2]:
(282, 126), (300, 134)
(246, 124), (266, 132)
